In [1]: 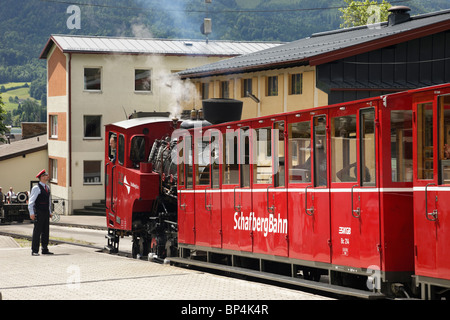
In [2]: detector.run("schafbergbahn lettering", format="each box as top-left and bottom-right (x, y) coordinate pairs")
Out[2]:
(234, 211), (288, 237)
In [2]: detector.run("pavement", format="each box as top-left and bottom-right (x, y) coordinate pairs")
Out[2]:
(0, 215), (334, 302)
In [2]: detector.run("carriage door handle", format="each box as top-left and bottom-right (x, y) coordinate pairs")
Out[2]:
(233, 186), (241, 212)
(305, 185), (314, 216)
(266, 186), (275, 214)
(351, 184), (361, 218)
(179, 193), (186, 210)
(425, 183), (438, 221)
(205, 188), (212, 211)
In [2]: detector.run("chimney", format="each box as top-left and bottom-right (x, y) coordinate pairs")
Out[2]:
(388, 6), (411, 26)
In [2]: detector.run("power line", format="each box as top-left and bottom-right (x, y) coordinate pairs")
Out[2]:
(40, 0), (412, 14)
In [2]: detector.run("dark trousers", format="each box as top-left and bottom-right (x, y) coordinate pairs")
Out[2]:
(32, 210), (50, 253)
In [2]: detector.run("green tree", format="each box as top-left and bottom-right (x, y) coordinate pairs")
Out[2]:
(0, 93), (8, 142)
(339, 0), (392, 28)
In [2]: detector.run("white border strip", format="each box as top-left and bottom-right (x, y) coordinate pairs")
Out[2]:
(178, 187), (414, 194)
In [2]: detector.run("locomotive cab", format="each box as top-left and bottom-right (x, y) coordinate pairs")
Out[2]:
(104, 117), (176, 255)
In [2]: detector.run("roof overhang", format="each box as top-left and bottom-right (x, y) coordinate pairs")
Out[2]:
(309, 18), (450, 66)
(179, 12), (450, 79)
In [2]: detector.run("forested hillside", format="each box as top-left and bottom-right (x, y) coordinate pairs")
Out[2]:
(0, 0), (448, 85)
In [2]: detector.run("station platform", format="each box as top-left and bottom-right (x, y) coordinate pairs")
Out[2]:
(0, 216), (333, 302)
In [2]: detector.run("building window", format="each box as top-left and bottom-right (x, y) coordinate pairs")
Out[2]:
(290, 73), (303, 95)
(242, 78), (252, 97)
(84, 68), (101, 91)
(84, 115), (102, 139)
(266, 76), (278, 96)
(50, 158), (58, 183)
(135, 69), (152, 92)
(83, 161), (102, 184)
(220, 81), (229, 98)
(50, 115), (58, 138)
(201, 83), (209, 100)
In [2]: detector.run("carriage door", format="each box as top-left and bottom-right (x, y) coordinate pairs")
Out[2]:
(206, 129), (222, 248)
(270, 118), (288, 257)
(304, 113), (331, 262)
(251, 119), (288, 256)
(355, 107), (381, 269)
(105, 131), (115, 227)
(414, 93), (450, 280)
(178, 134), (195, 245)
(194, 129), (220, 247)
(221, 124), (252, 252)
(287, 112), (326, 262)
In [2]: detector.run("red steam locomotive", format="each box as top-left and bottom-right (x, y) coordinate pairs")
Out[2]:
(104, 83), (450, 299)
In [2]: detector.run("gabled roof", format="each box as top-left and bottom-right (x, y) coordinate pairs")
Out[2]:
(39, 35), (284, 59)
(178, 9), (450, 78)
(0, 135), (47, 161)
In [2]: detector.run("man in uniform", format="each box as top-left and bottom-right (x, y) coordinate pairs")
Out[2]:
(28, 169), (53, 256)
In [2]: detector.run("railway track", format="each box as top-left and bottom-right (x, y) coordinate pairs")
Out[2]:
(0, 221), (118, 252)
(0, 230), (103, 250)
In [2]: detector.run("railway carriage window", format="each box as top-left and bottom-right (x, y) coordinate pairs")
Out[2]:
(288, 121), (311, 183)
(109, 133), (117, 163)
(274, 121), (285, 187)
(223, 133), (239, 185)
(417, 103), (434, 180)
(210, 133), (220, 188)
(391, 111), (413, 182)
(240, 127), (251, 187)
(178, 139), (184, 186)
(118, 134), (125, 165)
(360, 109), (376, 186)
(332, 115), (357, 183)
(130, 136), (146, 167)
(439, 96), (450, 184)
(314, 116), (328, 187)
(254, 127), (273, 184)
(196, 138), (210, 185)
(185, 136), (193, 188)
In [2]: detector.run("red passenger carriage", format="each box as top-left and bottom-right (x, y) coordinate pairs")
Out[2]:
(410, 84), (450, 299)
(104, 84), (450, 299)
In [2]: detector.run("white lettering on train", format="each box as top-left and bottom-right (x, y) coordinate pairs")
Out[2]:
(233, 212), (288, 237)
